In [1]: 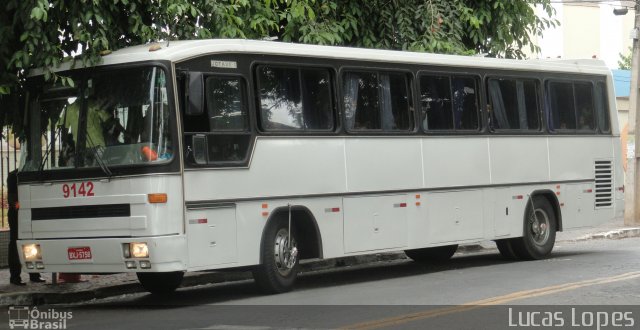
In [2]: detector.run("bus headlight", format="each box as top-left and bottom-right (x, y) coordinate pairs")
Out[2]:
(130, 242), (149, 258)
(22, 244), (42, 261)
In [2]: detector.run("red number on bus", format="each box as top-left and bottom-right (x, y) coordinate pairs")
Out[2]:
(86, 182), (95, 196)
(62, 182), (95, 198)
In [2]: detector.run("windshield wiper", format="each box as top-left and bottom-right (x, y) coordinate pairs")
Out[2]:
(85, 135), (112, 178)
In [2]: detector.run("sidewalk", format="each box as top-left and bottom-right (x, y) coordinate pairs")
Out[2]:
(1, 218), (638, 306)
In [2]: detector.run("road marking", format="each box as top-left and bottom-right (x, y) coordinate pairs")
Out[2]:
(341, 271), (640, 330)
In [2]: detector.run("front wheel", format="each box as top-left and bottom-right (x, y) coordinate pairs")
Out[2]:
(253, 217), (299, 294)
(512, 196), (557, 260)
(137, 271), (184, 294)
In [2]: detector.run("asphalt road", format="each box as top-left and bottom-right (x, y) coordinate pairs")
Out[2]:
(7, 238), (640, 329)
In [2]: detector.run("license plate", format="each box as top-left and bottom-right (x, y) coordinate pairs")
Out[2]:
(68, 247), (92, 260)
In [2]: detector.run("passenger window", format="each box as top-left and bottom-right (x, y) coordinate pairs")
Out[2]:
(487, 78), (540, 131)
(548, 81), (576, 131)
(343, 72), (380, 130)
(420, 74), (479, 131)
(575, 82), (596, 131)
(595, 82), (610, 133)
(206, 77), (248, 130)
(343, 71), (412, 132)
(547, 81), (598, 133)
(420, 75), (452, 130)
(257, 66), (333, 131)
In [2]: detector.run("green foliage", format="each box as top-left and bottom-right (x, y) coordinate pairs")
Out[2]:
(619, 46), (632, 70)
(0, 0), (557, 127)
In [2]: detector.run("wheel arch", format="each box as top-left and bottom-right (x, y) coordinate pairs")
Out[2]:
(529, 189), (563, 232)
(259, 205), (323, 264)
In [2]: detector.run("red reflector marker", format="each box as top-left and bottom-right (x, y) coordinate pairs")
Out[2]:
(197, 218), (207, 224)
(512, 195), (524, 200)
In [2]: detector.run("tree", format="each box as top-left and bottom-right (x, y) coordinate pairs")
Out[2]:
(619, 47), (632, 70)
(0, 0), (557, 129)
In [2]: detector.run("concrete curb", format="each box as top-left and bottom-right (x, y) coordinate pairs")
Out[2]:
(2, 227), (639, 306)
(572, 227), (640, 242)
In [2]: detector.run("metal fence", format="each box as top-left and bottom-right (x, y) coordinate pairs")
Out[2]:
(1, 127), (20, 230)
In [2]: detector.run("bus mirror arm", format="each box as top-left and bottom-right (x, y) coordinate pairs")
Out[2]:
(186, 72), (204, 116)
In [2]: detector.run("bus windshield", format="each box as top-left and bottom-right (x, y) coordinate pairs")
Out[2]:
(21, 66), (173, 175)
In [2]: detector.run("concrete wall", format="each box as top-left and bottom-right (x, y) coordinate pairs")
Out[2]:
(532, 2), (634, 69)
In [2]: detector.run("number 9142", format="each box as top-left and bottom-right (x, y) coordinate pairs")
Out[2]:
(62, 182), (95, 198)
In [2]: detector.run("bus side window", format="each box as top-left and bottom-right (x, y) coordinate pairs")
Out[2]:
(257, 65), (334, 132)
(420, 74), (479, 132)
(595, 81), (610, 133)
(343, 71), (412, 132)
(487, 78), (540, 131)
(575, 82), (596, 132)
(547, 80), (598, 134)
(547, 81), (576, 131)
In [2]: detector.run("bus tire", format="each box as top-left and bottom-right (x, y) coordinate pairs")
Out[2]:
(512, 196), (557, 260)
(495, 239), (518, 259)
(137, 271), (184, 294)
(404, 245), (458, 263)
(253, 217), (299, 294)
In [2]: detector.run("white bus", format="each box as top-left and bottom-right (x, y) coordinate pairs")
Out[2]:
(17, 39), (624, 294)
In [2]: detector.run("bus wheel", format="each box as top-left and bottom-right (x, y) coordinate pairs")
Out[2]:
(253, 217), (299, 294)
(512, 196), (557, 260)
(404, 245), (458, 263)
(495, 239), (518, 259)
(137, 271), (184, 294)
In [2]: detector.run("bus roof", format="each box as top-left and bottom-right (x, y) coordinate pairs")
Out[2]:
(32, 39), (611, 76)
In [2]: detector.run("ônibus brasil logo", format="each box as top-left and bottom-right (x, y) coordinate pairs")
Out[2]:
(8, 306), (72, 329)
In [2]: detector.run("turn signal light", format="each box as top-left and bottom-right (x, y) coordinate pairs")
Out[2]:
(148, 193), (167, 203)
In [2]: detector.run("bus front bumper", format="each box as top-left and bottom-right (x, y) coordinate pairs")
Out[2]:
(17, 235), (187, 273)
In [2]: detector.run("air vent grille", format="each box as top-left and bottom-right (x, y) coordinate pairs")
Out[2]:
(31, 204), (131, 220)
(594, 160), (613, 208)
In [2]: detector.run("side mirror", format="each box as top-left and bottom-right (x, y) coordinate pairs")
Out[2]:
(191, 134), (208, 165)
(185, 72), (204, 116)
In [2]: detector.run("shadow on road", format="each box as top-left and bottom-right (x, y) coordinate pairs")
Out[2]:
(68, 248), (600, 309)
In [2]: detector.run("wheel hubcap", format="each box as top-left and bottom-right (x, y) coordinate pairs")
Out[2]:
(274, 228), (298, 276)
(529, 208), (550, 246)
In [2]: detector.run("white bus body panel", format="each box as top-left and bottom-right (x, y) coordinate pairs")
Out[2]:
(17, 175), (187, 273)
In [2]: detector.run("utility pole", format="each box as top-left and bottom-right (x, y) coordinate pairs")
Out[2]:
(627, 1), (640, 226)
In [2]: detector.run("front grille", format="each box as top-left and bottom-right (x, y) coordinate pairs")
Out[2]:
(594, 160), (613, 208)
(31, 204), (131, 220)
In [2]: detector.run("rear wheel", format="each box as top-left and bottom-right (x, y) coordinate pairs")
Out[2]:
(137, 271), (184, 294)
(512, 196), (557, 260)
(253, 217), (299, 294)
(404, 245), (458, 263)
